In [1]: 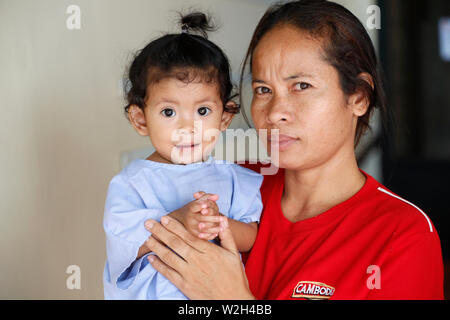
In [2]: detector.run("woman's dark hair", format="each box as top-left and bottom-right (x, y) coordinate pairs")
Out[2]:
(239, 0), (388, 147)
(125, 12), (238, 117)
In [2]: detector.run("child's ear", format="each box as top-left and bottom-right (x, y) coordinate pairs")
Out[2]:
(220, 101), (237, 131)
(128, 105), (149, 136)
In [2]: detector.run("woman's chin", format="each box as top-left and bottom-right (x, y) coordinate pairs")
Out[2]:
(269, 153), (307, 170)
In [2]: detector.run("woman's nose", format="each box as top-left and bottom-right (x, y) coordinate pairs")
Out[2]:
(266, 93), (292, 125)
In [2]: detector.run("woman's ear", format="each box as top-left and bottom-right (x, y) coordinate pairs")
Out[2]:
(349, 72), (374, 117)
(219, 101), (237, 131)
(128, 105), (149, 136)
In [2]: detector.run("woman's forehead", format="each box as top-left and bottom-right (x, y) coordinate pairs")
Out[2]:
(252, 25), (328, 77)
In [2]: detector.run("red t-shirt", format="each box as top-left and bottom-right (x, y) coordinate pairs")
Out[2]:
(241, 163), (444, 300)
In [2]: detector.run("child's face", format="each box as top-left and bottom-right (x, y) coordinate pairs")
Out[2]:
(129, 77), (234, 164)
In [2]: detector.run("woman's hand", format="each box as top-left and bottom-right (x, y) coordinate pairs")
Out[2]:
(143, 214), (255, 300)
(136, 192), (221, 260)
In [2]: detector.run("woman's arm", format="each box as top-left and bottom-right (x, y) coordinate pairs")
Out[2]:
(143, 215), (256, 300)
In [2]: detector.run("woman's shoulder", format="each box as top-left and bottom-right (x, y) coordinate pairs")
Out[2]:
(221, 161), (264, 193)
(238, 161), (283, 178)
(363, 172), (436, 235)
(238, 161), (284, 197)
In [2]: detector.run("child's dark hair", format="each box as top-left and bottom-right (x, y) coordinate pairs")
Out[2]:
(124, 12), (238, 118)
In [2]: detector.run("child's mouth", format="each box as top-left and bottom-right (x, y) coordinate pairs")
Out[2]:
(175, 143), (200, 150)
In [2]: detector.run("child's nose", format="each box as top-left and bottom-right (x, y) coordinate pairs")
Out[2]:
(178, 127), (195, 135)
(178, 118), (202, 135)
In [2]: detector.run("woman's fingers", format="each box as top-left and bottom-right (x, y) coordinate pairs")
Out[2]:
(147, 254), (185, 291)
(147, 216), (209, 254)
(145, 235), (187, 269)
(218, 217), (238, 253)
(145, 219), (195, 260)
(148, 215), (253, 299)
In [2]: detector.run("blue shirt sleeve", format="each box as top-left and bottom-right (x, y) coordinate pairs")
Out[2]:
(103, 174), (167, 290)
(227, 164), (264, 223)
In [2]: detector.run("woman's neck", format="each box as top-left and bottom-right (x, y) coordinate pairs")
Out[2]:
(282, 150), (366, 223)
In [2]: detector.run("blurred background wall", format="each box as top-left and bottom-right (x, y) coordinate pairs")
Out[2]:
(1, 0), (437, 300)
(378, 0), (450, 299)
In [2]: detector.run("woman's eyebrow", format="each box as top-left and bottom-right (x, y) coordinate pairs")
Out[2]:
(252, 72), (314, 84)
(284, 72), (314, 80)
(252, 79), (266, 84)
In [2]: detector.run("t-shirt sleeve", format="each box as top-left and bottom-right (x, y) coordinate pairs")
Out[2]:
(103, 174), (167, 290)
(368, 229), (444, 300)
(227, 165), (264, 224)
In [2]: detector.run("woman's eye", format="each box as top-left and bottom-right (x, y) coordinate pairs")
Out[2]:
(161, 108), (176, 118)
(255, 86), (272, 95)
(197, 106), (211, 116)
(294, 82), (311, 91)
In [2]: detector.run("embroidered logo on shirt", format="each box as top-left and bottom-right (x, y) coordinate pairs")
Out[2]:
(292, 281), (335, 300)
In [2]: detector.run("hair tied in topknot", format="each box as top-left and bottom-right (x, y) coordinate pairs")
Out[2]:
(179, 11), (216, 39)
(181, 23), (189, 34)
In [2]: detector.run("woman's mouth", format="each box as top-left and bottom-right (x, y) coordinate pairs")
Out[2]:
(268, 134), (299, 151)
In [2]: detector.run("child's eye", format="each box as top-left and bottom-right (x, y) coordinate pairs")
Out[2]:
(197, 106), (211, 116)
(294, 82), (311, 91)
(161, 108), (176, 118)
(255, 86), (271, 95)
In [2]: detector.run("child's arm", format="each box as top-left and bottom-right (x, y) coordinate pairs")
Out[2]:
(225, 220), (258, 253)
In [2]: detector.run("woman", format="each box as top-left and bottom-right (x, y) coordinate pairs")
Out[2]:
(141, 0), (444, 299)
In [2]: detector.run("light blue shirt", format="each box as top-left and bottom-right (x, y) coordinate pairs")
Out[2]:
(103, 156), (263, 300)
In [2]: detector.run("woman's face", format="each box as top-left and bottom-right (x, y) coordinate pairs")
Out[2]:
(251, 24), (361, 170)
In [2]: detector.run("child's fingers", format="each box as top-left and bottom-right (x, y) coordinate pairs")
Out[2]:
(195, 195), (210, 202)
(199, 200), (219, 214)
(200, 207), (212, 215)
(198, 232), (219, 241)
(190, 197), (220, 215)
(193, 191), (206, 199)
(198, 221), (219, 231)
(194, 200), (218, 215)
(200, 226), (222, 235)
(194, 192), (219, 202)
(189, 200), (207, 212)
(207, 194), (219, 202)
(197, 215), (222, 223)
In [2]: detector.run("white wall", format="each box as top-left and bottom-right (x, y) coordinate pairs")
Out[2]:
(0, 0), (379, 299)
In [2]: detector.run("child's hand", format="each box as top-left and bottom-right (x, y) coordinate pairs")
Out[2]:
(171, 192), (222, 240)
(194, 192), (222, 240)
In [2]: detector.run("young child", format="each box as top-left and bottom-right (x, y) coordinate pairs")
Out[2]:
(103, 12), (263, 300)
